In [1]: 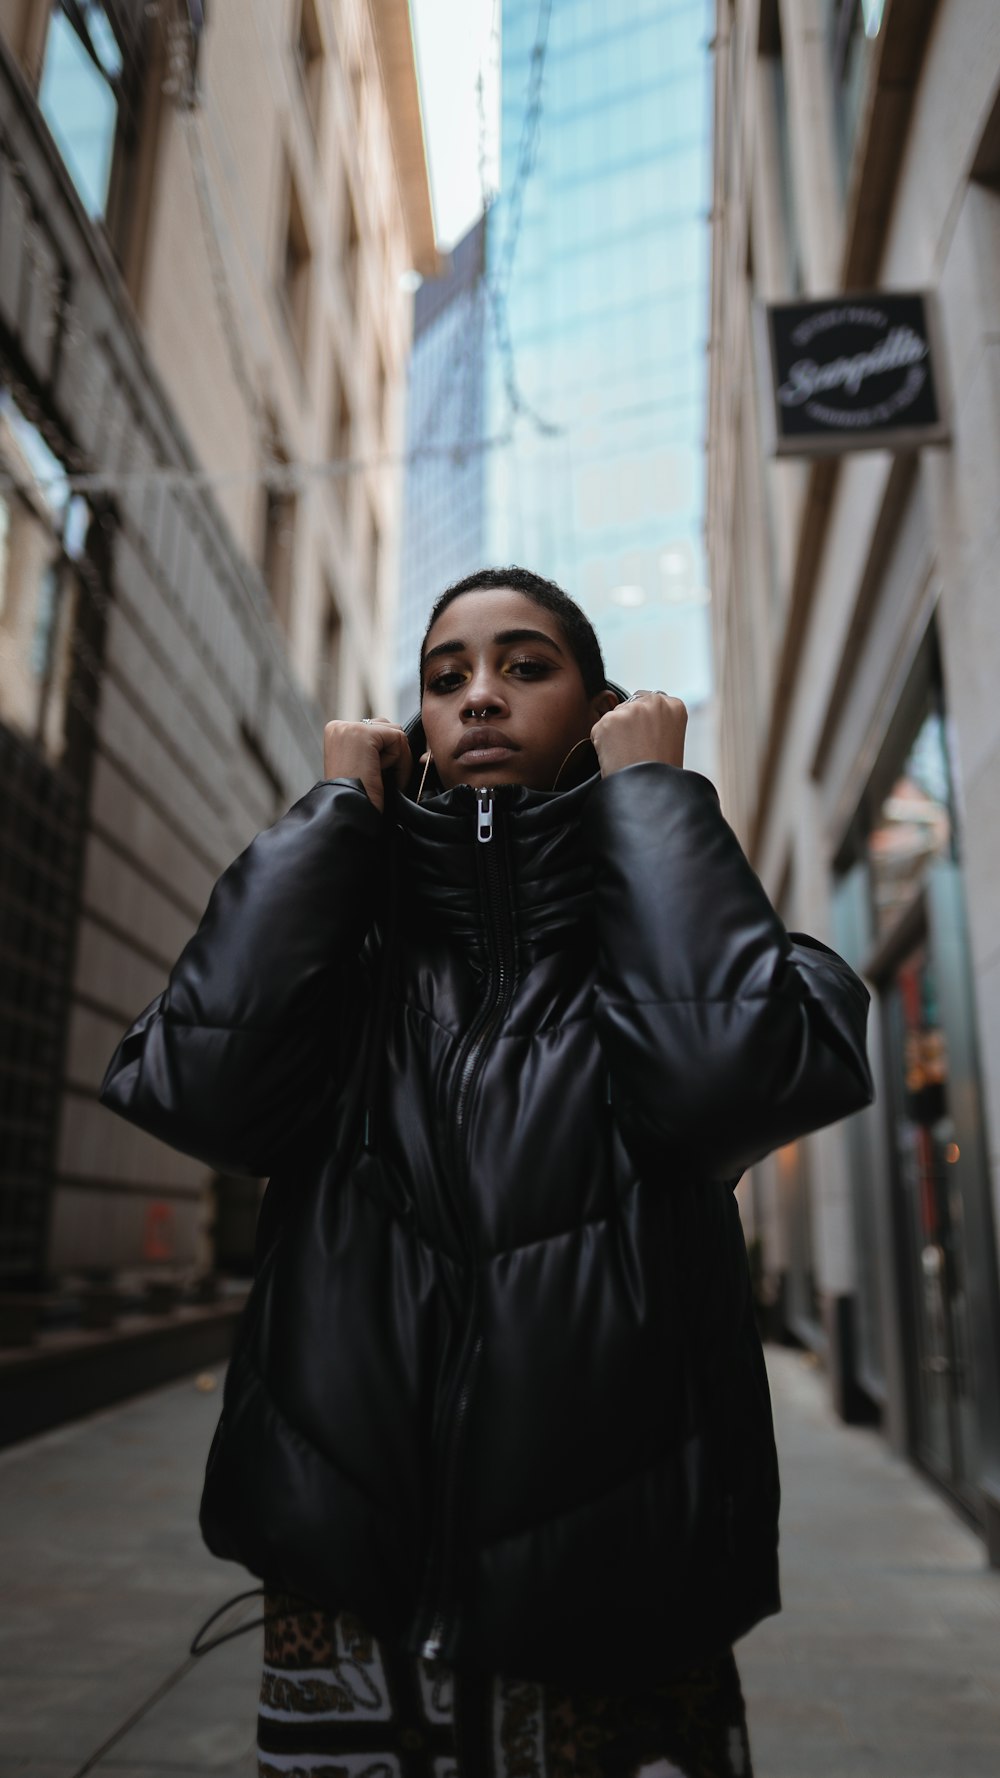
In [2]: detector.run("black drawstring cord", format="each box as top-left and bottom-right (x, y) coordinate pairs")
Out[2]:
(361, 792), (402, 1152)
(189, 1585), (268, 1656)
(189, 1585), (320, 1657)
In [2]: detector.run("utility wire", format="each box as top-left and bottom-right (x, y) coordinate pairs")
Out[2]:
(494, 0), (553, 297)
(0, 383), (708, 503)
(0, 386), (705, 502)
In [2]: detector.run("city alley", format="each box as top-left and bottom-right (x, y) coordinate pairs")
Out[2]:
(1, 1345), (998, 1777)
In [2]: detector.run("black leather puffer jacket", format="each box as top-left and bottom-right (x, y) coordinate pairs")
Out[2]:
(100, 739), (873, 1690)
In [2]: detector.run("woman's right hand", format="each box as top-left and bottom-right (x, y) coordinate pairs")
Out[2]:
(323, 719), (412, 814)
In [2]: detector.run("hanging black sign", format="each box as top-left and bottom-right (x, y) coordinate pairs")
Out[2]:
(756, 292), (949, 456)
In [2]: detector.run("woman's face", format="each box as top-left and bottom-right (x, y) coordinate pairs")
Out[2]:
(420, 588), (615, 791)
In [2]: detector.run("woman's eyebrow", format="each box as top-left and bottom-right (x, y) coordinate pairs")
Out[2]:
(494, 628), (564, 653)
(422, 628), (564, 667)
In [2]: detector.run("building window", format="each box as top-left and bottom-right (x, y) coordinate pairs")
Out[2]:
(759, 0), (802, 295)
(260, 433), (297, 625)
(321, 585), (342, 716)
(825, 0), (886, 186)
(295, 0), (323, 145)
(38, 2), (125, 219)
(866, 705), (955, 945)
(375, 344), (388, 442)
(343, 185), (361, 310)
(350, 55), (365, 146)
(280, 163), (312, 366)
(971, 72), (1000, 189)
(329, 353), (352, 514)
(0, 392), (89, 765)
(368, 501), (381, 607)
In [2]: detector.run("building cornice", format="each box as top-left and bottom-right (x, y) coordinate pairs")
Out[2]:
(368, 0), (441, 278)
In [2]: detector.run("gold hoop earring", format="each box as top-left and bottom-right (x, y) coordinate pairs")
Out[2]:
(416, 751), (434, 804)
(551, 736), (591, 792)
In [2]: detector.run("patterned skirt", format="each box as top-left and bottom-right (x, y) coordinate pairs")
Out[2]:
(257, 1595), (754, 1778)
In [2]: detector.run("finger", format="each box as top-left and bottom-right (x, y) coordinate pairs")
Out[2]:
(357, 753), (386, 812)
(371, 728), (412, 784)
(370, 725), (407, 756)
(386, 736), (413, 789)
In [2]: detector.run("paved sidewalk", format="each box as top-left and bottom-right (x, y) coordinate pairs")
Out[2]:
(740, 1348), (1000, 1778)
(1, 1347), (999, 1775)
(0, 1369), (260, 1778)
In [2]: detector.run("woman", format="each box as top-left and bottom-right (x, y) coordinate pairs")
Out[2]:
(101, 567), (873, 1777)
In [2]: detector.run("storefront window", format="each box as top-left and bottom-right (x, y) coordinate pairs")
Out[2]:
(887, 936), (981, 1499)
(832, 640), (1000, 1520)
(867, 709), (954, 942)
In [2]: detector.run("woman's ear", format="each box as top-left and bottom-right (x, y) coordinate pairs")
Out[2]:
(589, 688), (619, 721)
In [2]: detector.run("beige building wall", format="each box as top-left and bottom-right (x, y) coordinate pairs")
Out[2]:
(708, 0), (1000, 1554)
(0, 2), (436, 1290)
(135, 0), (435, 721)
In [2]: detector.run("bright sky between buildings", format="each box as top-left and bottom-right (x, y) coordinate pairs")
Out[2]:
(409, 0), (499, 252)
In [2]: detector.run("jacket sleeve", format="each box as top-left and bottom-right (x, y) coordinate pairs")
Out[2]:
(99, 779), (385, 1176)
(584, 762), (873, 1181)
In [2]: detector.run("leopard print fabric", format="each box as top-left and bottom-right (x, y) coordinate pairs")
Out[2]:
(257, 1595), (754, 1778)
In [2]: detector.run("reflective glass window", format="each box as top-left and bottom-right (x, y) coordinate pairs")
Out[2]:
(38, 2), (123, 220)
(867, 710), (956, 941)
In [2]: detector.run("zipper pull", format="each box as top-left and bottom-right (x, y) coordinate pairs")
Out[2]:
(476, 789), (494, 844)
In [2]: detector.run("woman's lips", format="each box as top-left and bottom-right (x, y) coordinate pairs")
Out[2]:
(458, 746), (517, 763)
(453, 728), (520, 761)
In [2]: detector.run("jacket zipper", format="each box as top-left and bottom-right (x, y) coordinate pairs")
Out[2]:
(416, 787), (516, 1661)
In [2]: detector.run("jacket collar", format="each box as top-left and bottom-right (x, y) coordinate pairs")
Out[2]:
(392, 701), (630, 946)
(391, 728), (604, 945)
(390, 773), (597, 947)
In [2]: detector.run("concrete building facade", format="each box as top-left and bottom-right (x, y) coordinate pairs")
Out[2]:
(0, 0), (434, 1299)
(708, 0), (1000, 1561)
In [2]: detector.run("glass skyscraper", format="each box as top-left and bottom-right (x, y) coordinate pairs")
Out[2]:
(395, 218), (488, 719)
(486, 0), (714, 758)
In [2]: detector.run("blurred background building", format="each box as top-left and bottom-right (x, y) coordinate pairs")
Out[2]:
(394, 0), (717, 773)
(0, 0), (434, 1413)
(395, 213), (487, 719)
(708, 0), (1000, 1563)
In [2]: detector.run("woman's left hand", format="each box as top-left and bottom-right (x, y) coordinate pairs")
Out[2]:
(591, 690), (688, 777)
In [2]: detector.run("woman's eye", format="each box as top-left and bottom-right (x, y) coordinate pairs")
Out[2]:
(425, 659), (551, 693)
(426, 670), (466, 694)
